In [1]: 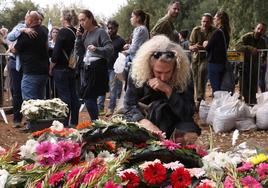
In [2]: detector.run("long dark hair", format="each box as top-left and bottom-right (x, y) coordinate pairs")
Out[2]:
(132, 9), (150, 33)
(215, 10), (231, 35)
(80, 9), (98, 27)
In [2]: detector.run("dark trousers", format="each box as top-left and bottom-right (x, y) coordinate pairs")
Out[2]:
(84, 96), (98, 120)
(208, 63), (225, 93)
(10, 68), (23, 123)
(53, 69), (80, 126)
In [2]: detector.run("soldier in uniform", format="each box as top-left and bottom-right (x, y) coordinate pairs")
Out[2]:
(236, 22), (267, 105)
(189, 13), (216, 110)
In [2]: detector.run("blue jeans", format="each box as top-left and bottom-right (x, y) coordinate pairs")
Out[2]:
(208, 63), (225, 93)
(84, 97), (98, 120)
(98, 70), (122, 111)
(21, 74), (48, 100)
(53, 69), (80, 126)
(10, 68), (23, 122)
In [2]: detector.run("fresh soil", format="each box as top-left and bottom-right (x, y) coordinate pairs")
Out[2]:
(0, 87), (267, 152)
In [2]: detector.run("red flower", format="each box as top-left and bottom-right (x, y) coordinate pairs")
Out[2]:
(121, 171), (140, 188)
(143, 163), (167, 185)
(170, 167), (192, 188)
(196, 183), (213, 188)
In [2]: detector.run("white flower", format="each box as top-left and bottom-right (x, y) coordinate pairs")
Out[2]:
(232, 129), (239, 146)
(0, 146), (6, 155)
(202, 151), (234, 170)
(97, 150), (114, 162)
(85, 151), (95, 162)
(0, 169), (9, 188)
(50, 120), (64, 131)
(188, 168), (205, 178)
(118, 168), (138, 176)
(139, 159), (161, 170)
(163, 161), (184, 170)
(20, 98), (68, 121)
(19, 139), (38, 159)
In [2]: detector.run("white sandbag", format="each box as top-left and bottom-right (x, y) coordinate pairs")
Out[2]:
(114, 52), (126, 74)
(237, 102), (252, 118)
(235, 117), (256, 131)
(212, 101), (239, 133)
(256, 91), (268, 104)
(206, 91), (237, 125)
(199, 100), (210, 124)
(256, 105), (268, 129)
(251, 92), (268, 116)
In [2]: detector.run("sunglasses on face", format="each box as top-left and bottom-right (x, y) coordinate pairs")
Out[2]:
(152, 51), (176, 59)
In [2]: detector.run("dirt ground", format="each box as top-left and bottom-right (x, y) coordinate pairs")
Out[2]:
(0, 88), (267, 152)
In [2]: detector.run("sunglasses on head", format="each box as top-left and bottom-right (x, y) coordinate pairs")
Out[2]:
(152, 51), (176, 59)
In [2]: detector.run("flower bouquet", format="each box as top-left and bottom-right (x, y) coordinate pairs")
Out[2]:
(20, 98), (69, 131)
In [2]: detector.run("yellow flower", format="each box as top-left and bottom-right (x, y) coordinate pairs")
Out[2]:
(250, 153), (268, 165)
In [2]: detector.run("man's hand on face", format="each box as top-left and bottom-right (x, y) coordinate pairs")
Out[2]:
(147, 78), (172, 97)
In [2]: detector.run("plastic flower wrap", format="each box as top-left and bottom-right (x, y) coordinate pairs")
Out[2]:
(20, 98), (68, 121)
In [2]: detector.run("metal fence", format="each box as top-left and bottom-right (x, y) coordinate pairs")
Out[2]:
(184, 49), (268, 104)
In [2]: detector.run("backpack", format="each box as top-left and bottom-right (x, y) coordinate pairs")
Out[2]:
(62, 27), (77, 69)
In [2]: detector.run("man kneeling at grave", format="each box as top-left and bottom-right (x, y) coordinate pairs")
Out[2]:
(123, 35), (201, 144)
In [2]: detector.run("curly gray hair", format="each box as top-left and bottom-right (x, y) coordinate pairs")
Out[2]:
(131, 35), (191, 91)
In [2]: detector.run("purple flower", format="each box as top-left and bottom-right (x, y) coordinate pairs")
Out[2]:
(256, 163), (268, 180)
(237, 162), (253, 172)
(223, 176), (234, 188)
(240, 176), (263, 188)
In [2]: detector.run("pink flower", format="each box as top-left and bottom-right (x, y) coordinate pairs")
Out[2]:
(104, 181), (122, 188)
(39, 156), (55, 166)
(256, 163), (268, 180)
(67, 168), (83, 181)
(162, 140), (181, 150)
(58, 141), (81, 162)
(240, 176), (263, 188)
(83, 168), (99, 184)
(72, 143), (81, 157)
(196, 147), (208, 157)
(35, 181), (42, 188)
(237, 162), (253, 172)
(184, 144), (197, 150)
(49, 171), (65, 186)
(223, 176), (234, 188)
(52, 144), (64, 163)
(36, 141), (54, 156)
(58, 141), (74, 160)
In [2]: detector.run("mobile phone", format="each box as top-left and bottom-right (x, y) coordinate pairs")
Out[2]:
(79, 25), (84, 33)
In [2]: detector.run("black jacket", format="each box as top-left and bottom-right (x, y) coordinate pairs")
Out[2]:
(205, 27), (230, 64)
(124, 77), (201, 138)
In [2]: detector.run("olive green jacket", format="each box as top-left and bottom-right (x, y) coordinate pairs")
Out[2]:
(189, 26), (216, 62)
(151, 15), (177, 42)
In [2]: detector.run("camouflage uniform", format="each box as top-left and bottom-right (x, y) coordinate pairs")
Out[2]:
(189, 26), (215, 101)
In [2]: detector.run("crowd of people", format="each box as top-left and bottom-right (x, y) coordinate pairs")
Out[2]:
(0, 0), (267, 144)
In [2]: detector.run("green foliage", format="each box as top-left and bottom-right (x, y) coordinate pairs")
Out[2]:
(0, 0), (38, 29)
(113, 0), (268, 46)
